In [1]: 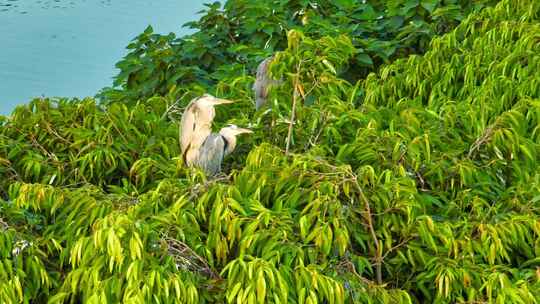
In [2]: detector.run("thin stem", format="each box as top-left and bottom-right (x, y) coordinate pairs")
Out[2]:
(285, 61), (302, 155)
(352, 176), (383, 284)
(285, 88), (298, 155)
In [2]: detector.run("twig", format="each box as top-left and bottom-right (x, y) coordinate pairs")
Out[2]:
(285, 61), (303, 155)
(105, 112), (130, 144)
(285, 89), (298, 155)
(351, 175), (383, 285)
(228, 32), (237, 44)
(468, 125), (496, 158)
(12, 126), (61, 164)
(0, 157), (21, 182)
(162, 236), (220, 280)
(160, 98), (182, 121)
(337, 258), (376, 286)
(305, 112), (328, 150)
(415, 170), (429, 192)
(45, 123), (71, 144)
(380, 236), (415, 261)
(30, 135), (59, 162)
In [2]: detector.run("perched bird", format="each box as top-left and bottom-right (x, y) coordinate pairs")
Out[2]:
(194, 125), (253, 176)
(253, 56), (281, 110)
(180, 94), (234, 166)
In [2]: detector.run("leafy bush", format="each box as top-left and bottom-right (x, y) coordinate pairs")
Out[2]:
(1, 0), (540, 303)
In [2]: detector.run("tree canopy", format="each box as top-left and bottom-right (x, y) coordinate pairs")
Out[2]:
(1, 0), (539, 303)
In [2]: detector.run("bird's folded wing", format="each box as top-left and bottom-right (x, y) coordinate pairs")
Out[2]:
(180, 101), (197, 154)
(196, 134), (225, 175)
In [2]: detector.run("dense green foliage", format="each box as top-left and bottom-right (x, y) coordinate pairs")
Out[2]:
(1, 0), (540, 303)
(102, 0), (497, 103)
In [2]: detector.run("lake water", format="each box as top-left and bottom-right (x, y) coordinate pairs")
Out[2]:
(0, 0), (207, 115)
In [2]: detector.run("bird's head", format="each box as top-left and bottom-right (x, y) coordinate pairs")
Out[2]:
(220, 124), (253, 137)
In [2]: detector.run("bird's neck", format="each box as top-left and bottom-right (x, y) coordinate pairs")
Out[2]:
(220, 133), (237, 155)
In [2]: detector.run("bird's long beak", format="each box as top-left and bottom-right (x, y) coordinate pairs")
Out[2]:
(212, 98), (235, 105)
(236, 128), (253, 135)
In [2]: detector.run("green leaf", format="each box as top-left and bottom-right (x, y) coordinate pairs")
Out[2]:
(421, 0), (439, 13)
(357, 53), (373, 66)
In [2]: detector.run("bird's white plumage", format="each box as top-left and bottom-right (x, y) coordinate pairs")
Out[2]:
(179, 94), (251, 175)
(180, 94), (231, 165)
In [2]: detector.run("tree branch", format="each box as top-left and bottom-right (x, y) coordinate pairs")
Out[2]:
(351, 176), (383, 284)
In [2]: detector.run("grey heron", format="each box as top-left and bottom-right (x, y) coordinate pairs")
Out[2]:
(194, 125), (253, 176)
(180, 94), (234, 166)
(253, 56), (281, 110)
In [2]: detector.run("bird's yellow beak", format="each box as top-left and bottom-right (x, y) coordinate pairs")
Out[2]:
(236, 128), (253, 134)
(213, 98), (235, 105)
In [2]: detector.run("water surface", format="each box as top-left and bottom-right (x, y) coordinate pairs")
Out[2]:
(0, 0), (207, 115)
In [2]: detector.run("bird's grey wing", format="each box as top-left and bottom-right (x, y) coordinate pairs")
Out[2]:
(196, 134), (225, 176)
(254, 57), (274, 110)
(256, 57), (273, 79)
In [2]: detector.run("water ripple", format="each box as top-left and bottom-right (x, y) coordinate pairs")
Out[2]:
(0, 0), (113, 14)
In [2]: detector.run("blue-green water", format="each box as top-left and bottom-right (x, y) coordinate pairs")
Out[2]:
(0, 0), (207, 115)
